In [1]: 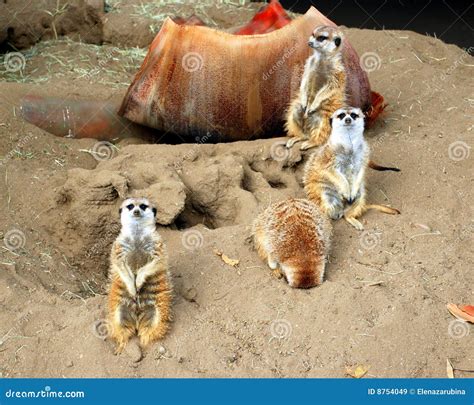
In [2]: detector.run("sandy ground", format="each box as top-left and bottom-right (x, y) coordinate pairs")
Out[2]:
(0, 2), (473, 378)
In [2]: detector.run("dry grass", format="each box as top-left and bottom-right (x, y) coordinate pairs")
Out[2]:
(0, 38), (147, 88)
(131, 0), (255, 31)
(0, 0), (295, 85)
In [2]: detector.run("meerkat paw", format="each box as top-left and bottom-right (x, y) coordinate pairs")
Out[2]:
(114, 341), (127, 355)
(268, 258), (278, 270)
(300, 141), (318, 151)
(138, 334), (152, 349)
(271, 268), (284, 280)
(345, 216), (364, 230)
(139, 325), (168, 349)
(329, 211), (343, 221)
(323, 204), (343, 221)
(286, 137), (302, 148)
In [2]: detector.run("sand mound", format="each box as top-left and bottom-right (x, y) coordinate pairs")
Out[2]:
(39, 142), (304, 289)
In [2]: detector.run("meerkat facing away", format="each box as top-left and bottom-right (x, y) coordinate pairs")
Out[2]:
(252, 198), (332, 288)
(108, 197), (172, 354)
(303, 107), (400, 230)
(285, 25), (346, 151)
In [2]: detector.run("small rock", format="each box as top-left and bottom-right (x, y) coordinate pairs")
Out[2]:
(158, 346), (166, 355)
(146, 181), (186, 225)
(66, 360), (74, 368)
(182, 287), (197, 302)
(124, 341), (143, 363)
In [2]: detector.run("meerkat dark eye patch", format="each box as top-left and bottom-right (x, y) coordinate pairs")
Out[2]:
(126, 204), (134, 210)
(337, 113), (346, 120)
(350, 113), (358, 119)
(316, 35), (327, 42)
(334, 37), (341, 47)
(139, 204), (148, 210)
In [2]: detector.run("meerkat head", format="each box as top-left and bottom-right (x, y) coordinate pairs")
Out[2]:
(308, 26), (343, 55)
(119, 197), (157, 230)
(329, 107), (365, 141)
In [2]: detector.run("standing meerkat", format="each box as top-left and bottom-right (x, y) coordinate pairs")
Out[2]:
(303, 107), (400, 230)
(108, 197), (172, 354)
(286, 25), (346, 151)
(252, 198), (332, 289)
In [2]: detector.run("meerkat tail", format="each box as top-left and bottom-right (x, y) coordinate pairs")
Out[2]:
(365, 204), (401, 215)
(368, 160), (400, 172)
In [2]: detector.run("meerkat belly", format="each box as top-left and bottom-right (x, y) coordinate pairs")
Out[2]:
(305, 65), (329, 107)
(126, 249), (153, 273)
(335, 154), (353, 188)
(336, 153), (364, 199)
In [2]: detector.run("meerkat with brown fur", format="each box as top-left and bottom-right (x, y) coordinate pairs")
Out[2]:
(286, 25), (346, 151)
(303, 107), (400, 230)
(108, 197), (172, 354)
(252, 198), (332, 289)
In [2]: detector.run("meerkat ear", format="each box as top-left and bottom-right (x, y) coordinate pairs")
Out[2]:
(152, 207), (157, 217)
(334, 37), (341, 47)
(119, 208), (122, 214)
(329, 117), (333, 127)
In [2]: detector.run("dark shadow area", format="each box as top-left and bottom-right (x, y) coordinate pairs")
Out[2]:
(278, 0), (473, 49)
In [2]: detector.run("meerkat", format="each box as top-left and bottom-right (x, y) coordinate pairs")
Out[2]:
(252, 198), (332, 288)
(108, 197), (172, 354)
(285, 25), (346, 151)
(303, 107), (400, 230)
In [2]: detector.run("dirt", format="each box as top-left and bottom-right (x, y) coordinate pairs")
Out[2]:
(0, 2), (473, 378)
(0, 0), (264, 51)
